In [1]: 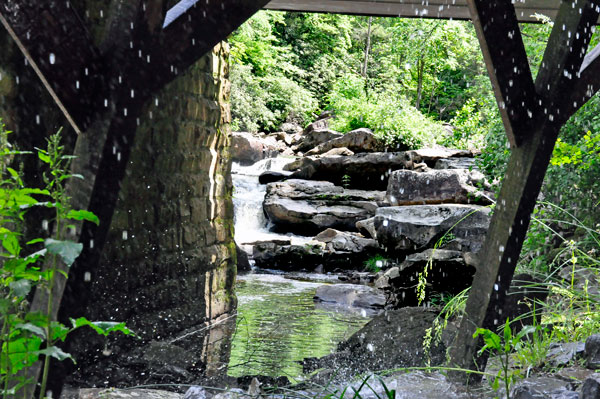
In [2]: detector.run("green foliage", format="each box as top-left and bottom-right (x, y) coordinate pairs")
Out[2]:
(474, 320), (536, 398)
(327, 74), (446, 150)
(229, 12), (488, 148)
(0, 125), (133, 398)
(341, 174), (351, 189)
(229, 11), (319, 132)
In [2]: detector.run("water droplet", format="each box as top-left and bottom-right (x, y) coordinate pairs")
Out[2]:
(49, 53), (56, 65)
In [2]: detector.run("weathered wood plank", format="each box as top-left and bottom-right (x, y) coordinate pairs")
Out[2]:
(536, 0), (600, 109)
(564, 44), (600, 121)
(265, 0), (566, 22)
(466, 0), (537, 148)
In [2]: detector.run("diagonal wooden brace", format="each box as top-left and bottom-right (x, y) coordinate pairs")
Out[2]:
(466, 0), (537, 148)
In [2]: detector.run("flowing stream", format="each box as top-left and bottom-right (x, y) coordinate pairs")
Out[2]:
(229, 158), (372, 380)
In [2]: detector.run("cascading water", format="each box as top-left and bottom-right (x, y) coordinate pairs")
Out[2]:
(232, 157), (310, 246)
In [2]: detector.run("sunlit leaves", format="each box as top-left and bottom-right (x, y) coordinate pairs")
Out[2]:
(66, 209), (100, 225)
(70, 318), (135, 337)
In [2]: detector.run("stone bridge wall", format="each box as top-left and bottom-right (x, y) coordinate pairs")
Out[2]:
(86, 43), (237, 340)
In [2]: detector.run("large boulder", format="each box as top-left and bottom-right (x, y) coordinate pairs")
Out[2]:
(279, 122), (303, 135)
(386, 169), (492, 206)
(306, 128), (380, 155)
(585, 335), (600, 370)
(252, 240), (326, 271)
(231, 132), (280, 165)
(258, 170), (293, 184)
(375, 204), (491, 253)
(314, 284), (385, 310)
(264, 179), (387, 234)
(293, 129), (342, 153)
(304, 307), (455, 374)
(284, 152), (418, 190)
(356, 217), (377, 239)
(375, 249), (474, 307)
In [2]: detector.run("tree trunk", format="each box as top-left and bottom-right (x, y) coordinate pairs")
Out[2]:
(362, 16), (373, 77)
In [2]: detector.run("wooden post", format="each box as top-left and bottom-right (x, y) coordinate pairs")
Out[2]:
(450, 0), (600, 378)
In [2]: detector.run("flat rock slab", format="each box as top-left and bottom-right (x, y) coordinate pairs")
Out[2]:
(386, 169), (492, 206)
(434, 157), (476, 170)
(263, 179), (386, 233)
(79, 389), (182, 399)
(375, 204), (491, 253)
(284, 152), (417, 189)
(252, 232), (380, 272)
(284, 149), (475, 189)
(412, 148), (474, 165)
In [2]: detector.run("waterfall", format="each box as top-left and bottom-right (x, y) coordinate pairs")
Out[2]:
(232, 157), (310, 247)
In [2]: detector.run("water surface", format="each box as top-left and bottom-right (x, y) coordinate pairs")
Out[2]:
(227, 273), (372, 380)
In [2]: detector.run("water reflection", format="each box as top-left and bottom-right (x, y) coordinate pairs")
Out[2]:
(228, 273), (372, 380)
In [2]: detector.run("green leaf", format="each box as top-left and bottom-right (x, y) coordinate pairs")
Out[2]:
(71, 317), (135, 337)
(9, 279), (31, 297)
(66, 209), (100, 225)
(14, 323), (46, 339)
(36, 346), (74, 362)
(20, 188), (50, 196)
(2, 232), (20, 256)
(0, 337), (42, 373)
(26, 238), (44, 245)
(38, 152), (51, 163)
(50, 322), (70, 342)
(45, 239), (83, 266)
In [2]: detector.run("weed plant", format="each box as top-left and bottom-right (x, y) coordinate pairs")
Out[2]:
(0, 125), (133, 399)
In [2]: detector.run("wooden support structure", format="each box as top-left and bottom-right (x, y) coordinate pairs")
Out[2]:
(449, 0), (600, 377)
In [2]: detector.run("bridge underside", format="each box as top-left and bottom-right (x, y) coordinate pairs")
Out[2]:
(1, 0), (600, 396)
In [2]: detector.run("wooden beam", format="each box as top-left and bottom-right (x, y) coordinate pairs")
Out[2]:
(536, 0), (600, 124)
(265, 0), (567, 22)
(563, 44), (600, 120)
(115, 0), (271, 101)
(466, 0), (537, 148)
(450, 0), (600, 379)
(0, 0), (103, 133)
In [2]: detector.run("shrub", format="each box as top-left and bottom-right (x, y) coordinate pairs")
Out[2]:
(327, 73), (446, 150)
